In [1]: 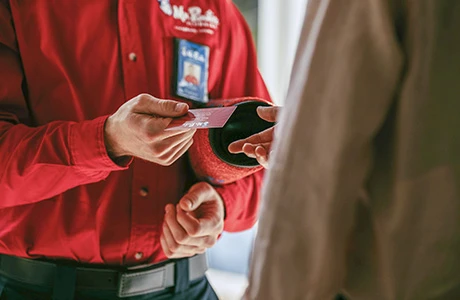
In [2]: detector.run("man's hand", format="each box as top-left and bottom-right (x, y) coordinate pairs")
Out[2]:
(104, 93), (196, 166)
(160, 182), (225, 259)
(228, 106), (279, 168)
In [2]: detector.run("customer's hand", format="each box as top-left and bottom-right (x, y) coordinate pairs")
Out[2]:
(104, 93), (196, 166)
(228, 106), (279, 168)
(160, 182), (225, 259)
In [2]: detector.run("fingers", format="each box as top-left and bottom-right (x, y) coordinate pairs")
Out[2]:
(161, 225), (205, 258)
(242, 143), (257, 158)
(176, 206), (203, 237)
(254, 145), (269, 168)
(153, 129), (195, 155)
(134, 94), (189, 118)
(146, 130), (195, 164)
(106, 94), (193, 163)
(160, 138), (194, 166)
(242, 142), (270, 158)
(130, 113), (185, 139)
(227, 138), (246, 154)
(163, 205), (210, 246)
(177, 206), (222, 241)
(161, 128), (197, 142)
(178, 182), (216, 212)
(257, 106), (279, 123)
(161, 203), (218, 259)
(128, 114), (196, 165)
(156, 125), (195, 139)
(242, 143), (270, 168)
(228, 127), (274, 154)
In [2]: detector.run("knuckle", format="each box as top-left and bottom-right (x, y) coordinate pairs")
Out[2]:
(196, 181), (211, 191)
(187, 225), (200, 237)
(138, 93), (150, 98)
(204, 236), (216, 247)
(169, 242), (180, 252)
(176, 232), (188, 244)
(136, 93), (152, 105)
(158, 99), (176, 112)
(163, 247), (172, 257)
(213, 223), (224, 235)
(211, 216), (223, 227)
(151, 143), (166, 156)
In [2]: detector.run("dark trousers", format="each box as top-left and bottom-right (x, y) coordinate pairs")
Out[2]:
(0, 259), (218, 300)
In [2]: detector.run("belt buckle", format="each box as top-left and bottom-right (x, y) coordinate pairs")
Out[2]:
(117, 265), (169, 298)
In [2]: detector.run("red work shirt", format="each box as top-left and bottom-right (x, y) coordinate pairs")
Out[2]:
(0, 0), (270, 266)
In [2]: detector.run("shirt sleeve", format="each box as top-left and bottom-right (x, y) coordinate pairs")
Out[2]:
(0, 4), (129, 209)
(212, 1), (272, 232)
(247, 0), (403, 299)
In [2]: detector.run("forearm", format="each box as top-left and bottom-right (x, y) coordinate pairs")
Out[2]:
(0, 116), (129, 208)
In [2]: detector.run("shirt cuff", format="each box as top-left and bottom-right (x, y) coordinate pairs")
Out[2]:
(215, 184), (259, 232)
(69, 115), (132, 175)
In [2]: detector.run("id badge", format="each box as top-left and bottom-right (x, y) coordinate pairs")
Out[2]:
(173, 39), (210, 104)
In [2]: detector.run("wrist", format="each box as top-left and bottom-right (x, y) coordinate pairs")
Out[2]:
(104, 116), (127, 159)
(214, 188), (227, 220)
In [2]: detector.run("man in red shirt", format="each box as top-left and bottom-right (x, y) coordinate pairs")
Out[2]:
(0, 0), (270, 299)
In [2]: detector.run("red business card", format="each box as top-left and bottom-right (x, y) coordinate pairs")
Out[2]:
(166, 106), (237, 130)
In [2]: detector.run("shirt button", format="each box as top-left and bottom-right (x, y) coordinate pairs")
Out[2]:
(128, 52), (137, 62)
(134, 252), (143, 260)
(139, 187), (149, 197)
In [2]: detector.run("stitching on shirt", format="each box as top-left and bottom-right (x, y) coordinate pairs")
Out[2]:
(72, 118), (111, 178)
(69, 122), (79, 167)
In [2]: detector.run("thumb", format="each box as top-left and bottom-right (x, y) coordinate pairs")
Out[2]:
(257, 106), (279, 123)
(179, 191), (203, 212)
(136, 94), (189, 117)
(179, 182), (214, 211)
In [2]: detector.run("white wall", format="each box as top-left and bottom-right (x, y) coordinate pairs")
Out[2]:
(258, 0), (309, 105)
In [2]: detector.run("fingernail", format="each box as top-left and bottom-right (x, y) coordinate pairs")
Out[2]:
(184, 200), (192, 209)
(175, 103), (188, 112)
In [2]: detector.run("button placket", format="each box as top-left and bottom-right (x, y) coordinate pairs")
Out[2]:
(118, 0), (153, 264)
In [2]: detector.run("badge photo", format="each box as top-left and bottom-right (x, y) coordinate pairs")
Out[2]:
(173, 39), (210, 104)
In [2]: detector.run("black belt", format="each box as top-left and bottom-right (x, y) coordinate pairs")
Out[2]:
(0, 253), (208, 297)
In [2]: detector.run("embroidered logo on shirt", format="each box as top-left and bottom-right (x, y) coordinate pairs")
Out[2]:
(158, 0), (220, 34)
(158, 0), (173, 15)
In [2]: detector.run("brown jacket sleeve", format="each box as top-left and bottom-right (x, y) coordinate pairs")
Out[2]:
(246, 0), (403, 299)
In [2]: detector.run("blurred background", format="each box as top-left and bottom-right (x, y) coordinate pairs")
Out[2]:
(206, 1), (308, 299)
